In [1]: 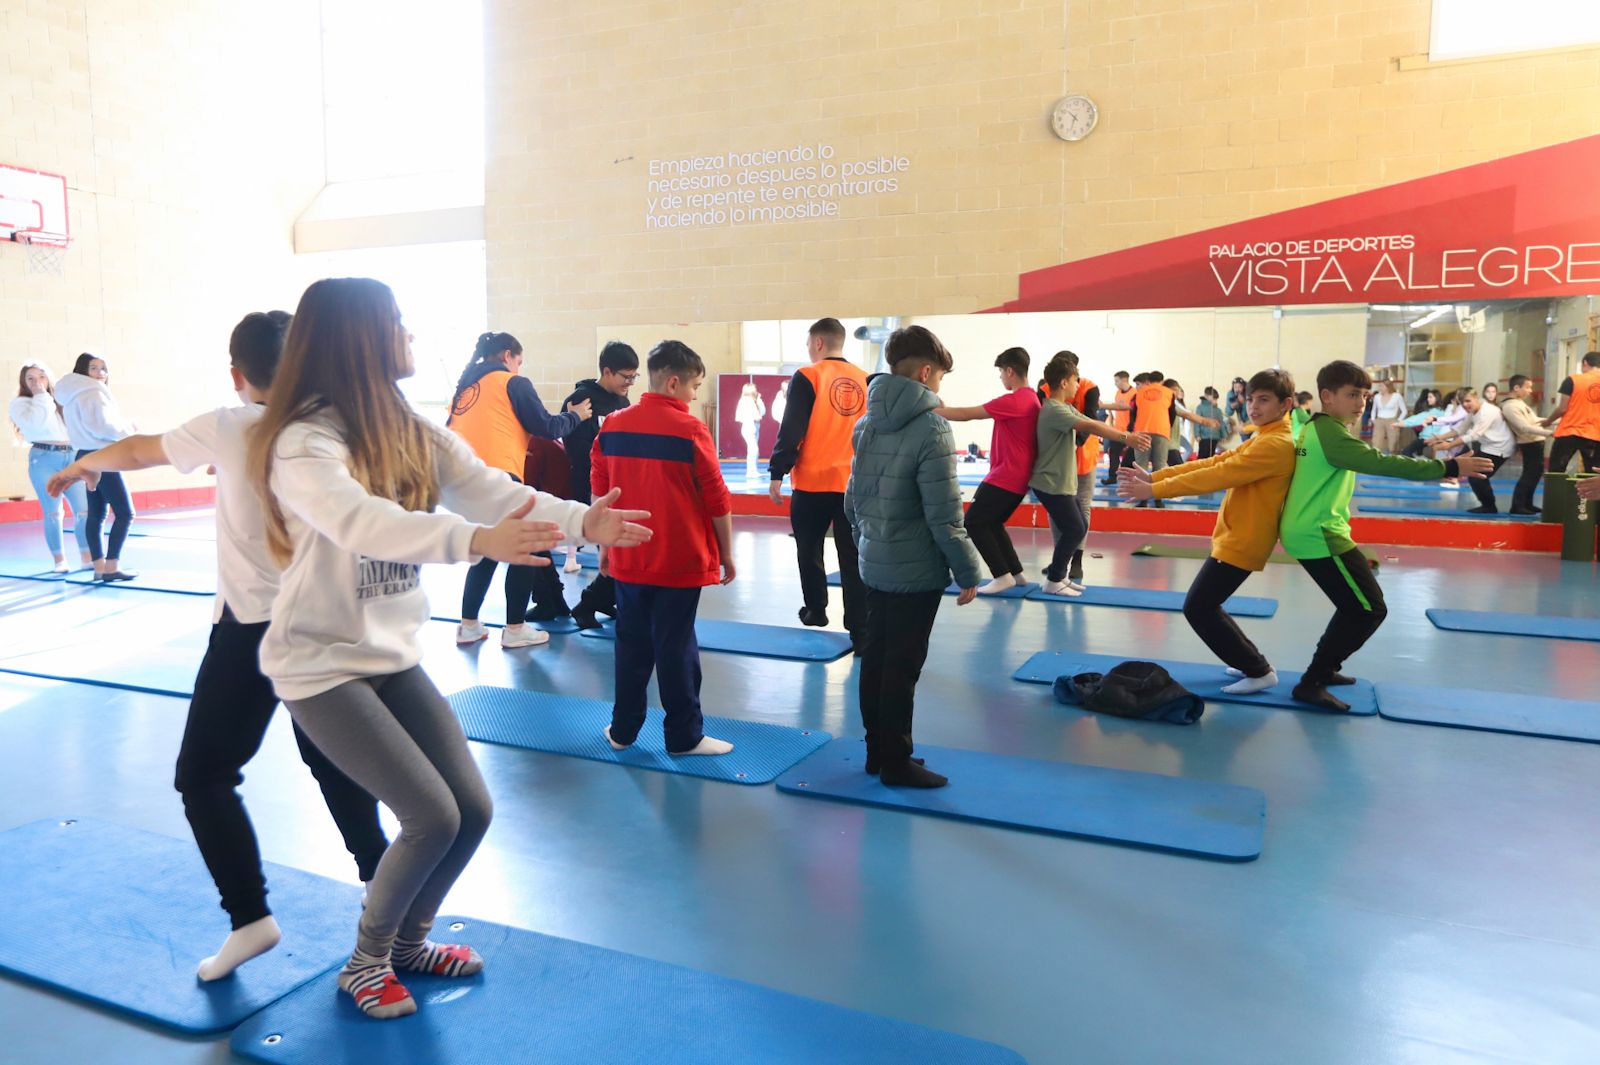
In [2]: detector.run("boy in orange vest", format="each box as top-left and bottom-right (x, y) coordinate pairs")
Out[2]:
(1545, 349), (1600, 473)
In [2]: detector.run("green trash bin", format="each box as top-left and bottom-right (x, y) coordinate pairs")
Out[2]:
(1546, 474), (1597, 562)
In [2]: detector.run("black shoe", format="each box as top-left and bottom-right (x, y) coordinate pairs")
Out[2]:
(798, 607), (828, 627)
(1327, 672), (1357, 686)
(878, 759), (948, 788)
(1292, 682), (1351, 713)
(527, 606), (572, 622)
(1510, 506), (1540, 515)
(102, 570), (138, 582)
(864, 753), (924, 775)
(571, 607), (602, 631)
(1466, 505), (1497, 515)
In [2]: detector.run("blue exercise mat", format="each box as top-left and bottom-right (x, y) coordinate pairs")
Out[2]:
(1026, 584), (1278, 617)
(1375, 682), (1600, 744)
(1012, 651), (1378, 716)
(1425, 608), (1600, 643)
(230, 914), (1024, 1065)
(578, 617), (853, 661)
(449, 685), (831, 784)
(62, 567), (216, 595)
(1352, 504), (1539, 520)
(429, 612), (581, 635)
(0, 818), (360, 1034)
(776, 739), (1265, 861)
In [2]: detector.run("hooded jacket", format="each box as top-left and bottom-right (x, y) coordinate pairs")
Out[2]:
(54, 373), (135, 451)
(845, 374), (983, 594)
(561, 378), (631, 498)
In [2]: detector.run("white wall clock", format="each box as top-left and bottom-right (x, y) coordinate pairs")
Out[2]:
(1051, 94), (1099, 142)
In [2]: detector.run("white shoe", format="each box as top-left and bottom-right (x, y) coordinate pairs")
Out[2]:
(1041, 579), (1081, 597)
(456, 621), (488, 645)
(51, 561), (70, 574)
(500, 624), (550, 648)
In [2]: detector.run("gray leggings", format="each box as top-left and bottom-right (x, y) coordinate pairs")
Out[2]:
(284, 667), (492, 958)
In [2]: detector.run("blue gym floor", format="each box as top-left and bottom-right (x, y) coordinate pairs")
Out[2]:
(1, 507), (1597, 1064)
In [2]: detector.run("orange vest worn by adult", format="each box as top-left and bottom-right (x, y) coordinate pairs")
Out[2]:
(449, 370), (529, 478)
(1071, 377), (1101, 477)
(1110, 385), (1133, 431)
(1555, 368), (1600, 442)
(792, 358), (869, 492)
(1133, 383), (1175, 438)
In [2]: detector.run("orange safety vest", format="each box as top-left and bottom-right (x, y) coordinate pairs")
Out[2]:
(1071, 377), (1101, 476)
(1133, 383), (1174, 438)
(449, 370), (529, 478)
(1110, 386), (1133, 431)
(1555, 368), (1600, 442)
(791, 358), (869, 492)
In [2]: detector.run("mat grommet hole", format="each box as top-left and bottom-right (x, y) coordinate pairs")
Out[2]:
(58, 819), (76, 827)
(797, 782), (809, 788)
(264, 1034), (282, 1045)
(801, 730), (811, 735)
(449, 921), (466, 931)
(735, 772), (747, 779)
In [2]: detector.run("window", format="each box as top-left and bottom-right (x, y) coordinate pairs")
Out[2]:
(1430, 0), (1600, 62)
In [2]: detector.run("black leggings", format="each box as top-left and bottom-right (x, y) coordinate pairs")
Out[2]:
(77, 449), (133, 561)
(1031, 488), (1088, 583)
(1198, 439), (1218, 460)
(1297, 547), (1387, 685)
(964, 482), (1026, 578)
(1183, 558), (1270, 677)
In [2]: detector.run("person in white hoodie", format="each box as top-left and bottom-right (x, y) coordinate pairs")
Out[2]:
(9, 363), (91, 571)
(1428, 387), (1516, 513)
(54, 353), (138, 581)
(248, 278), (652, 1021)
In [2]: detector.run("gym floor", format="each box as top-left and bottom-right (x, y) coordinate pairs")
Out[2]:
(0, 509), (1596, 1065)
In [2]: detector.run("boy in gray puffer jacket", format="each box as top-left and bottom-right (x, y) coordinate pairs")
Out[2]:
(845, 326), (983, 788)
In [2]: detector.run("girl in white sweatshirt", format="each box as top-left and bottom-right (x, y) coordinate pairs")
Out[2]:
(249, 277), (652, 1020)
(9, 363), (91, 571)
(54, 353), (139, 580)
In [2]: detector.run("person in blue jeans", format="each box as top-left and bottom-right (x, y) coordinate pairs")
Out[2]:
(10, 363), (91, 572)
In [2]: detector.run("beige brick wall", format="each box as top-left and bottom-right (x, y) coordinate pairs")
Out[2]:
(1, 0), (325, 500)
(486, 0), (1600, 400)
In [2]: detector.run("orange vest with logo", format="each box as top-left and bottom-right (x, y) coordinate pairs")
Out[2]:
(1110, 386), (1132, 431)
(1556, 368), (1600, 442)
(1133, 383), (1174, 438)
(792, 358), (869, 492)
(1071, 377), (1101, 477)
(449, 371), (529, 478)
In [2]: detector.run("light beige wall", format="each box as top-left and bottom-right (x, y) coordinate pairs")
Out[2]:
(1, 1), (324, 499)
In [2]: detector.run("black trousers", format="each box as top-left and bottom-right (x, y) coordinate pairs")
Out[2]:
(857, 588), (942, 765)
(1031, 487), (1088, 583)
(460, 556), (539, 625)
(964, 482), (1026, 578)
(1183, 558), (1270, 677)
(1297, 547), (1387, 685)
(76, 449), (133, 561)
(1198, 439), (1218, 460)
(1548, 435), (1600, 474)
(1467, 445), (1509, 510)
(790, 489), (863, 636)
(1103, 441), (1125, 481)
(611, 581), (704, 752)
(174, 611), (388, 928)
(1511, 441), (1545, 511)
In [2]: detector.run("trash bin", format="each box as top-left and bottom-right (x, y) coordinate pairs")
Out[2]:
(1541, 468), (1571, 524)
(1550, 474), (1597, 562)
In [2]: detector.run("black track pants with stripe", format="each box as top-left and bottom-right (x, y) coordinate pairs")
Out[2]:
(1297, 546), (1387, 684)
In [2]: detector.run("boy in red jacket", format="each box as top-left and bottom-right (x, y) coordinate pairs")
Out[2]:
(591, 340), (736, 756)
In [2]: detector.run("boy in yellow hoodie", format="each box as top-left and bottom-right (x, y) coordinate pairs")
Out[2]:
(1118, 369), (1297, 694)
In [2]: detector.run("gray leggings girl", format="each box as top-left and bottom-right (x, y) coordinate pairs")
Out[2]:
(285, 667), (492, 958)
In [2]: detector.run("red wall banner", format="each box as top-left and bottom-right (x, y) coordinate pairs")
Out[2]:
(992, 135), (1600, 313)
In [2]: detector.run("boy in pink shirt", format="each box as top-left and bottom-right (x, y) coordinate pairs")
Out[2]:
(942, 347), (1041, 594)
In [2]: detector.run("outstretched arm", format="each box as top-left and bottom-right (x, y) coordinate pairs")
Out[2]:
(48, 434), (170, 495)
(938, 405), (991, 423)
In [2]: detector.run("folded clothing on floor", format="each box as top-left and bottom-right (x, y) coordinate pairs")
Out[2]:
(1053, 661), (1205, 724)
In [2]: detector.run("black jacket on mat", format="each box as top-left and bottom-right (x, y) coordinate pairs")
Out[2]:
(1053, 662), (1205, 725)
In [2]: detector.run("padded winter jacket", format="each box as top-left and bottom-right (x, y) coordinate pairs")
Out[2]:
(845, 374), (983, 594)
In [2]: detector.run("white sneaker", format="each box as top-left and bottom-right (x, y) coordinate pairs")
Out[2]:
(51, 561), (70, 574)
(500, 625), (550, 648)
(456, 621), (488, 645)
(1041, 579), (1082, 597)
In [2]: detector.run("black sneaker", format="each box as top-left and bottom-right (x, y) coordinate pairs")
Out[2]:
(1466, 505), (1497, 515)
(102, 570), (138, 582)
(1509, 506), (1540, 515)
(798, 607), (828, 627)
(570, 608), (602, 631)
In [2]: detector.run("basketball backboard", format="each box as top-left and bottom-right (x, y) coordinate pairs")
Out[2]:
(0, 164), (69, 248)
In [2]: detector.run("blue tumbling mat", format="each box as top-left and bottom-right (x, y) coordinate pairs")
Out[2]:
(230, 914), (1024, 1065)
(1012, 651), (1378, 716)
(449, 685), (831, 785)
(1352, 504), (1540, 520)
(578, 617), (853, 661)
(776, 739), (1265, 861)
(0, 585), (209, 697)
(1425, 608), (1600, 643)
(1026, 584), (1278, 617)
(63, 567), (216, 595)
(1375, 682), (1600, 744)
(0, 818), (360, 1034)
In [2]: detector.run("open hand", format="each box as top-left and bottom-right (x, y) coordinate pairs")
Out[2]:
(567, 397), (594, 421)
(581, 487), (652, 547)
(1118, 476), (1155, 501)
(471, 498), (563, 565)
(1125, 431), (1152, 453)
(47, 462), (97, 496)
(1118, 463), (1152, 485)
(1576, 474), (1600, 501)
(955, 586), (977, 605)
(1454, 455), (1494, 479)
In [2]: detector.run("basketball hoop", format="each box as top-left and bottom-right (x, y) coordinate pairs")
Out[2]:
(16, 234), (67, 277)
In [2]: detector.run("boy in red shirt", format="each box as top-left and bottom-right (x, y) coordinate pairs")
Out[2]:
(591, 340), (736, 756)
(942, 346), (1041, 594)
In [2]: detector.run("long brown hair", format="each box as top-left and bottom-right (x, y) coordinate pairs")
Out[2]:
(12, 363), (63, 438)
(250, 278), (440, 564)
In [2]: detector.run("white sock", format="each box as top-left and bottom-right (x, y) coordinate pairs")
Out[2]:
(197, 915), (281, 981)
(604, 726), (631, 750)
(977, 574), (1017, 595)
(563, 546), (581, 572)
(672, 735), (733, 756)
(1225, 667), (1245, 677)
(1222, 670), (1278, 695)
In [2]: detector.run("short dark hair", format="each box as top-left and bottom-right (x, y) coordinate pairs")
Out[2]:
(1114, 370), (1130, 380)
(1247, 368), (1295, 400)
(1203, 386), (1219, 399)
(229, 310), (292, 390)
(474, 331), (521, 360)
(1043, 357), (1078, 392)
(808, 318), (847, 348)
(647, 340), (704, 381)
(1509, 374), (1530, 389)
(1052, 349), (1079, 370)
(598, 340), (638, 375)
(1132, 372), (1150, 384)
(995, 347), (1029, 377)
(1147, 369), (1163, 380)
(1295, 391), (1314, 404)
(885, 326), (953, 374)
(72, 352), (102, 376)
(1584, 350), (1600, 368)
(1315, 360), (1372, 394)
(1163, 379), (1180, 390)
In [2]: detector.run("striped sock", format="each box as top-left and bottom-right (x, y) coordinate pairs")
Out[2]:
(391, 937), (484, 977)
(337, 949), (417, 1020)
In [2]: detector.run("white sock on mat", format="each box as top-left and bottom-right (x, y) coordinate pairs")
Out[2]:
(197, 915), (282, 981)
(1222, 670), (1279, 695)
(976, 574), (1017, 595)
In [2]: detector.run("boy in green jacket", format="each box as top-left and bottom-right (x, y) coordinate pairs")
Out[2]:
(1281, 360), (1492, 711)
(845, 326), (983, 788)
